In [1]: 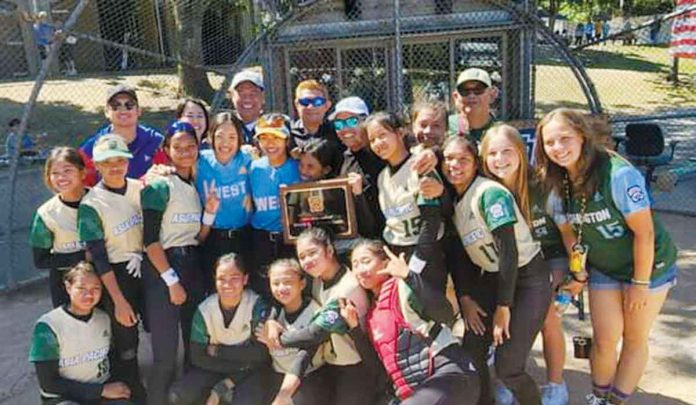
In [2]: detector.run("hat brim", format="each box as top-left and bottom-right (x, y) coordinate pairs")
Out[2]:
(232, 79), (264, 91)
(107, 91), (138, 104)
(93, 150), (133, 162)
(255, 129), (288, 139)
(329, 109), (366, 120)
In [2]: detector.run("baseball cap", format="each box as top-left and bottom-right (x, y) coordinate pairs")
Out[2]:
(255, 113), (290, 139)
(93, 134), (133, 162)
(231, 69), (264, 91)
(456, 68), (492, 88)
(329, 96), (370, 120)
(106, 84), (138, 104)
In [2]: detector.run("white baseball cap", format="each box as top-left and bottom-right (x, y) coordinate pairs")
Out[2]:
(456, 68), (492, 88)
(231, 69), (264, 90)
(329, 96), (369, 120)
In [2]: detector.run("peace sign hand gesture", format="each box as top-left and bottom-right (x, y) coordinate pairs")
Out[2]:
(376, 246), (410, 279)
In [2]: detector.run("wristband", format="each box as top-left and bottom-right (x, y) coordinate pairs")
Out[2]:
(202, 211), (216, 226)
(161, 268), (180, 286)
(631, 278), (650, 286)
(571, 273), (588, 283)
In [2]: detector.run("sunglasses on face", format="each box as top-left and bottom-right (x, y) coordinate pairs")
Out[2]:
(297, 97), (327, 108)
(108, 100), (137, 111)
(457, 86), (487, 97)
(333, 116), (361, 131)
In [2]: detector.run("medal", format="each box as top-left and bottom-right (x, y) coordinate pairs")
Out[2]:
(569, 243), (588, 274)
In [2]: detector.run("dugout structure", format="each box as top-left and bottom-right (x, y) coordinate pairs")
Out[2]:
(237, 0), (595, 121)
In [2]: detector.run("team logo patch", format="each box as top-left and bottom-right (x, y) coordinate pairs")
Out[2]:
(627, 185), (645, 203)
(325, 310), (339, 325)
(489, 203), (505, 219)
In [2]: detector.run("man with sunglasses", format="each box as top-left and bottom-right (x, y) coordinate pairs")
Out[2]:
(290, 79), (342, 151)
(79, 84), (166, 186)
(448, 68), (499, 143)
(332, 97), (385, 239)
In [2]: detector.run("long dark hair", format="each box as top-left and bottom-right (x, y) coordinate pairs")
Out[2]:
(43, 146), (85, 191)
(208, 111), (245, 154)
(175, 98), (210, 142)
(300, 138), (343, 179)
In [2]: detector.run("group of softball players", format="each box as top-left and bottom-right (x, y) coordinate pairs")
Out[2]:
(28, 74), (678, 405)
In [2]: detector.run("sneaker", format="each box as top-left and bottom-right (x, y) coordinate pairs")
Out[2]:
(494, 380), (514, 405)
(541, 381), (569, 405)
(585, 393), (607, 405)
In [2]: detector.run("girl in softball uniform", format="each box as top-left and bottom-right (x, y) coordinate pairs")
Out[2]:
(480, 125), (569, 404)
(140, 121), (219, 404)
(442, 136), (551, 405)
(29, 262), (133, 404)
(249, 113), (301, 297)
(77, 134), (146, 402)
(535, 108), (678, 405)
(291, 227), (382, 405)
(366, 112), (448, 291)
(195, 112), (253, 294)
(30, 147), (88, 307)
(168, 253), (271, 405)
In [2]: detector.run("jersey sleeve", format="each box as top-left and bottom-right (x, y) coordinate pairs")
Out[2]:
(610, 165), (650, 216)
(479, 187), (517, 231)
(29, 322), (60, 362)
(141, 179), (170, 212)
(311, 299), (349, 334)
(29, 212), (53, 249)
(78, 204), (104, 242)
(190, 308), (210, 345)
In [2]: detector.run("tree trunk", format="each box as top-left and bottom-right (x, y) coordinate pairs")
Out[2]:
(171, 0), (215, 101)
(548, 0), (557, 32)
(668, 56), (679, 83)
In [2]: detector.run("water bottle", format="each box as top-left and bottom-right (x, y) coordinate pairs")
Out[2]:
(554, 289), (572, 314)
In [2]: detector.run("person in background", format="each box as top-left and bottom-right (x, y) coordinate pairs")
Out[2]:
(175, 98), (210, 146)
(585, 20), (594, 43)
(79, 84), (166, 186)
(575, 23), (585, 45)
(332, 97), (385, 239)
(449, 68), (498, 144)
(290, 80), (341, 150)
(5, 118), (20, 158)
(229, 69), (265, 145)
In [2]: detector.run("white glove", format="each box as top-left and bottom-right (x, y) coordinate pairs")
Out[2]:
(125, 252), (143, 279)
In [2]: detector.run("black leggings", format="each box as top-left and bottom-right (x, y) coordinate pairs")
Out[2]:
(143, 246), (206, 405)
(249, 228), (295, 299)
(99, 262), (146, 404)
(168, 366), (271, 405)
(202, 227), (251, 296)
(462, 254), (551, 405)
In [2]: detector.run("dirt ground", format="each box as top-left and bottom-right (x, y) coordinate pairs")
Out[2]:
(0, 212), (694, 405)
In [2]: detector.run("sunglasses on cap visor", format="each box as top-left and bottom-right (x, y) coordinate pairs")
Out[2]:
(108, 100), (137, 111)
(258, 114), (288, 129)
(297, 97), (327, 108)
(333, 116), (361, 131)
(457, 85), (488, 97)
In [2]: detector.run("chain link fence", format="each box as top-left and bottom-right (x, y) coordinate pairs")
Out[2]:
(0, 0), (694, 291)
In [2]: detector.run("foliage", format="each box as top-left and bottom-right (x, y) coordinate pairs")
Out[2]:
(538, 0), (676, 22)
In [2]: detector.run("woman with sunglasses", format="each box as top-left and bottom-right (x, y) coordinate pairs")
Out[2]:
(141, 121), (220, 404)
(535, 108), (678, 405)
(442, 135), (551, 405)
(290, 79), (342, 150)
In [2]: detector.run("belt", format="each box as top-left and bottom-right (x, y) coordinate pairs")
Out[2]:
(253, 229), (283, 243)
(211, 228), (245, 240)
(166, 245), (198, 256)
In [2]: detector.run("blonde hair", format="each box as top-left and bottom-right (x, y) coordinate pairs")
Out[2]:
(295, 79), (329, 99)
(480, 124), (532, 226)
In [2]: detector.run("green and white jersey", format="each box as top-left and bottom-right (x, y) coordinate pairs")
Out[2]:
(141, 174), (201, 249)
(529, 182), (565, 260)
(453, 176), (540, 272)
(311, 267), (369, 366)
(191, 290), (268, 346)
(30, 195), (85, 255)
(29, 307), (110, 397)
(78, 179), (143, 264)
(551, 155), (678, 281)
(378, 154), (444, 246)
(395, 279), (459, 355)
(270, 299), (325, 374)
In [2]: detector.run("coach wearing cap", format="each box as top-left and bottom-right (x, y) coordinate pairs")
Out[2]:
(449, 68), (499, 142)
(79, 84), (166, 186)
(229, 69), (265, 144)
